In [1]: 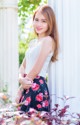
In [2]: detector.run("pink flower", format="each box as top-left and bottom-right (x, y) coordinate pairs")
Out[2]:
(39, 79), (44, 84)
(37, 104), (42, 109)
(42, 100), (49, 107)
(36, 93), (43, 102)
(25, 97), (31, 106)
(31, 83), (40, 91)
(36, 76), (40, 79)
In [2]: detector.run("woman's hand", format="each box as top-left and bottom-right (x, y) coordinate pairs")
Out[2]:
(19, 77), (33, 89)
(15, 85), (23, 104)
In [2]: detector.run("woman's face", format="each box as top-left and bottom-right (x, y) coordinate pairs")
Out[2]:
(33, 11), (48, 38)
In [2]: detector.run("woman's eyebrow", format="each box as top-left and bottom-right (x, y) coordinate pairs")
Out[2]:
(34, 16), (47, 21)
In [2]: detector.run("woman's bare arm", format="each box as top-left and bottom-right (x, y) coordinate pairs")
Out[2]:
(19, 58), (26, 78)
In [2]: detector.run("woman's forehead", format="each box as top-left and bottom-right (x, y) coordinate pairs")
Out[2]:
(35, 11), (46, 19)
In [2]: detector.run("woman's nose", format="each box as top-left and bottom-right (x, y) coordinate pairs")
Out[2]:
(37, 21), (42, 26)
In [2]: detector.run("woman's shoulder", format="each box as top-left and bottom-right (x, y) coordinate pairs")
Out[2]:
(42, 36), (54, 45)
(38, 36), (53, 54)
(42, 36), (55, 50)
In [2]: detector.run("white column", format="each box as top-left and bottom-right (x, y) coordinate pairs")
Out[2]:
(48, 0), (64, 108)
(0, 0), (19, 101)
(48, 0), (80, 113)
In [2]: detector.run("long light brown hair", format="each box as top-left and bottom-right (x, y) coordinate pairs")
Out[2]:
(33, 5), (59, 62)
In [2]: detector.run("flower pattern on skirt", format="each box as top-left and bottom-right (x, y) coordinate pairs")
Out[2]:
(31, 83), (40, 91)
(24, 97), (31, 106)
(19, 76), (50, 112)
(36, 93), (43, 102)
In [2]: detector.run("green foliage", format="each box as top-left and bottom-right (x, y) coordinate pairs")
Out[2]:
(18, 0), (41, 15)
(19, 41), (27, 65)
(18, 0), (47, 17)
(0, 84), (8, 93)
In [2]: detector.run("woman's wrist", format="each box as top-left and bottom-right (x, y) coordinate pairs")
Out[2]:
(19, 73), (33, 85)
(25, 76), (33, 83)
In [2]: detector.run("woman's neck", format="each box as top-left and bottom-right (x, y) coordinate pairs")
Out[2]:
(38, 34), (47, 39)
(38, 35), (47, 41)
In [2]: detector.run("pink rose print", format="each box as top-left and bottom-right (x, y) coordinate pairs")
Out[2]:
(42, 100), (49, 107)
(37, 104), (42, 109)
(39, 79), (44, 84)
(25, 97), (31, 106)
(31, 83), (40, 91)
(36, 76), (40, 79)
(36, 93), (43, 102)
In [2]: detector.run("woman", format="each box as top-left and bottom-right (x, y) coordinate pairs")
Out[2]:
(16, 4), (59, 113)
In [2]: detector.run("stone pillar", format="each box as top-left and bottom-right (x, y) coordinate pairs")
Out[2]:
(48, 0), (80, 112)
(48, 0), (64, 108)
(0, 0), (19, 101)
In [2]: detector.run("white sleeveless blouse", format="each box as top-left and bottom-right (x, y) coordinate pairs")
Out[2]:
(25, 39), (53, 78)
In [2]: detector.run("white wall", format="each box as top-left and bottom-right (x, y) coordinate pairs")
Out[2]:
(48, 0), (80, 112)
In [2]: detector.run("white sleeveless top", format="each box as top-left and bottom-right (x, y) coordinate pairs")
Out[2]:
(25, 39), (53, 78)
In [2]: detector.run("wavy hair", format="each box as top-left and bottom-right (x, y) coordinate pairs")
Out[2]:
(33, 5), (59, 62)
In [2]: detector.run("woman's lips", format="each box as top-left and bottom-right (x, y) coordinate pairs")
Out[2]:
(36, 27), (43, 31)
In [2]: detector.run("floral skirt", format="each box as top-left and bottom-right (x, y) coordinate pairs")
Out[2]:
(19, 76), (50, 112)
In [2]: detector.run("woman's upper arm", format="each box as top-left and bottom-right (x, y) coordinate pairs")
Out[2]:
(19, 58), (26, 75)
(27, 37), (53, 79)
(22, 58), (26, 68)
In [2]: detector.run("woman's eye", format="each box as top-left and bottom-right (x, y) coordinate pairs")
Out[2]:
(34, 18), (38, 21)
(42, 20), (46, 23)
(34, 18), (47, 23)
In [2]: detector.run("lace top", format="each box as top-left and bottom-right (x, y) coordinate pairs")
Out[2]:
(25, 39), (53, 78)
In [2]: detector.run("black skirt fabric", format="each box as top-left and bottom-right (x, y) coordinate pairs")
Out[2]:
(19, 76), (50, 112)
